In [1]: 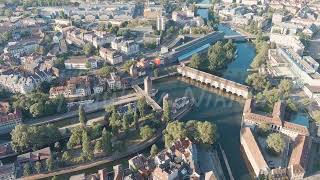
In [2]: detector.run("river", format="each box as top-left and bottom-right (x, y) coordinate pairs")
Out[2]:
(59, 25), (256, 179)
(151, 25), (255, 179)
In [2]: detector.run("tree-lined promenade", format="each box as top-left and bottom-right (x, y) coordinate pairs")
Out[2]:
(13, 92), (216, 179)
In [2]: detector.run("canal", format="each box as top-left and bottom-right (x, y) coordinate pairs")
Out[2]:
(53, 25), (256, 179)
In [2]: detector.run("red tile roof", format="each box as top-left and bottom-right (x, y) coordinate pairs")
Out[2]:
(241, 127), (268, 171)
(243, 99), (309, 135)
(289, 135), (310, 169)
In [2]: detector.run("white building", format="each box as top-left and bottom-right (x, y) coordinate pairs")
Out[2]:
(157, 16), (166, 31)
(64, 56), (99, 70)
(99, 48), (123, 65)
(272, 14), (284, 24)
(239, 0), (259, 5)
(120, 40), (140, 55)
(270, 34), (305, 55)
(232, 15), (251, 26)
(107, 73), (122, 90)
(268, 47), (320, 106)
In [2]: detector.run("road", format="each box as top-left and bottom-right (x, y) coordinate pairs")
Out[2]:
(20, 97), (192, 180)
(27, 93), (140, 126)
(20, 128), (164, 180)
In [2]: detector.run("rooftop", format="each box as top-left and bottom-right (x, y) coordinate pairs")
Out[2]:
(241, 127), (268, 171)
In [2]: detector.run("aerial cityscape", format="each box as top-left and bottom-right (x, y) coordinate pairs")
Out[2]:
(1, 0), (320, 179)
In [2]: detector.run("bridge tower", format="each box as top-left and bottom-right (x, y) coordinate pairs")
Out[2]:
(144, 76), (152, 95)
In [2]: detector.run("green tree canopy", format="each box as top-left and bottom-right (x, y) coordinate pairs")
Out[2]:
(11, 124), (61, 152)
(62, 151), (72, 163)
(150, 144), (159, 157)
(46, 157), (54, 171)
(82, 131), (93, 161)
(246, 73), (270, 91)
(162, 97), (171, 122)
(79, 105), (87, 126)
(164, 121), (218, 148)
(266, 133), (285, 155)
(140, 125), (155, 140)
(101, 128), (113, 154)
(23, 163), (32, 176)
(257, 122), (270, 137)
(189, 53), (202, 69)
(208, 41), (226, 71)
(35, 161), (42, 173)
(137, 98), (147, 117)
(67, 126), (84, 149)
(94, 139), (103, 153)
(83, 44), (94, 56)
(97, 66), (115, 77)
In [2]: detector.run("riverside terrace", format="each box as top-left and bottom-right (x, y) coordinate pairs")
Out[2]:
(176, 65), (250, 98)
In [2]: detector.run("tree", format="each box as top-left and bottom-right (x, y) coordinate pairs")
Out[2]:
(163, 98), (171, 122)
(137, 98), (147, 117)
(286, 98), (298, 112)
(46, 157), (54, 171)
(251, 42), (269, 68)
(165, 122), (187, 141)
(223, 40), (235, 60)
(83, 44), (94, 56)
(23, 163), (32, 176)
(101, 128), (113, 154)
(35, 161), (42, 173)
(51, 176), (58, 180)
(30, 102), (45, 117)
(62, 151), (72, 164)
(189, 53), (201, 69)
(196, 121), (217, 145)
(122, 60), (136, 73)
(79, 105), (87, 126)
(266, 133), (285, 155)
(109, 110), (121, 133)
(278, 79), (293, 98)
(246, 73), (270, 91)
(11, 124), (61, 153)
(94, 139), (103, 153)
(122, 114), (130, 134)
(133, 109), (139, 130)
(140, 125), (154, 140)
(90, 123), (103, 140)
(97, 66), (115, 77)
(257, 122), (270, 137)
(208, 41), (226, 71)
(82, 131), (93, 161)
(150, 144), (159, 157)
(11, 125), (32, 152)
(313, 111), (320, 124)
(67, 126), (83, 149)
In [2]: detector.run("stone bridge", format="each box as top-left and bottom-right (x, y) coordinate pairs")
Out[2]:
(177, 65), (250, 98)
